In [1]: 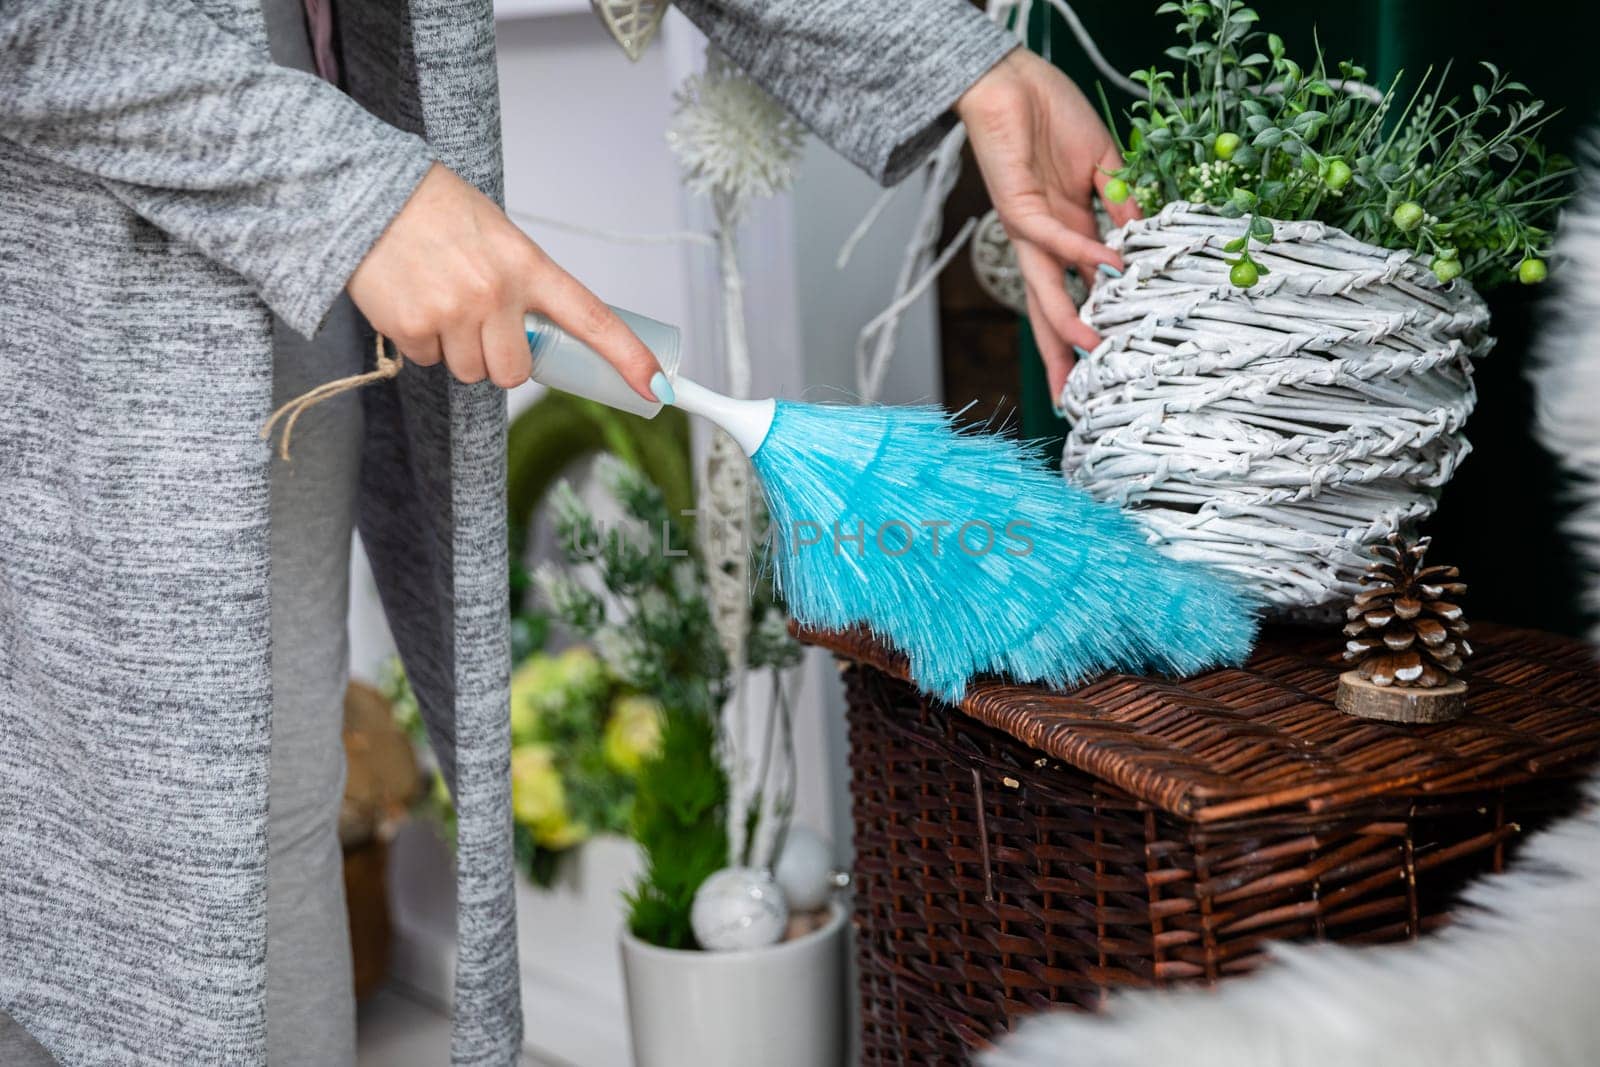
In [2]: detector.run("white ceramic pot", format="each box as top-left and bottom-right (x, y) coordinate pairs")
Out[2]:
(619, 902), (848, 1067)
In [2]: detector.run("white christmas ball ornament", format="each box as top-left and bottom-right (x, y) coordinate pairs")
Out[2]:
(691, 866), (789, 951)
(774, 826), (835, 912)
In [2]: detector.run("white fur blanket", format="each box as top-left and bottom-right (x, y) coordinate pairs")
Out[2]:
(989, 149), (1600, 1067)
(1531, 142), (1600, 635)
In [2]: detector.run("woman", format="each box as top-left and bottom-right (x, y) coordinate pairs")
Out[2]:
(0, 1), (1134, 1063)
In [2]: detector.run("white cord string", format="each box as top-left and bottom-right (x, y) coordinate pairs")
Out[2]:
(1041, 0), (1383, 104)
(858, 215), (978, 401)
(836, 186), (901, 270)
(853, 123), (975, 400)
(1040, 0), (1145, 98)
(508, 207), (716, 248)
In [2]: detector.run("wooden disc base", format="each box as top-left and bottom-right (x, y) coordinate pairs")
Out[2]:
(1336, 671), (1467, 723)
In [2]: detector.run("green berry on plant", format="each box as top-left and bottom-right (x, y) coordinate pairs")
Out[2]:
(1213, 132), (1242, 161)
(1518, 258), (1548, 284)
(1323, 159), (1352, 191)
(1392, 202), (1425, 233)
(1229, 259), (1260, 288)
(511, 744), (587, 850)
(1104, 177), (1130, 204)
(1431, 256), (1463, 283)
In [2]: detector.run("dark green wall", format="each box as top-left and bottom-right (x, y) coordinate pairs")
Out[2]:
(1018, 1), (1600, 633)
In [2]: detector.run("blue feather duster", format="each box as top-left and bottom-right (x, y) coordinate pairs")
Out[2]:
(513, 354), (1259, 702)
(277, 317), (1256, 702)
(744, 399), (1259, 701)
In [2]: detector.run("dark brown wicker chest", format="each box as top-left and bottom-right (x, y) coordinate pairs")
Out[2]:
(800, 624), (1600, 1064)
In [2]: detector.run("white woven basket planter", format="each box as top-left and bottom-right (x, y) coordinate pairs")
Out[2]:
(1064, 202), (1494, 620)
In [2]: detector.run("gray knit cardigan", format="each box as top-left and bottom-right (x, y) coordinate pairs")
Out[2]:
(0, 1), (1012, 1064)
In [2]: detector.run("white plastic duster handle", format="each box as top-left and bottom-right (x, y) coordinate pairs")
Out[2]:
(523, 307), (775, 455)
(671, 377), (776, 456)
(525, 307), (681, 419)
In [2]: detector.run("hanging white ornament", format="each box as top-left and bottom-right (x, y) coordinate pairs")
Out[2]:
(590, 0), (668, 62)
(691, 866), (789, 951)
(969, 207), (1096, 317)
(970, 209), (1027, 315)
(773, 826), (835, 913)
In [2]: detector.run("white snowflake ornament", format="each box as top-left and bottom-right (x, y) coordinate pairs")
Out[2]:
(591, 0), (667, 62)
(969, 207), (1090, 316)
(667, 51), (804, 222)
(970, 209), (1027, 315)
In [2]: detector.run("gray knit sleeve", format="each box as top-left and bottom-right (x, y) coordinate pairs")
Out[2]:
(0, 0), (435, 337)
(671, 0), (1017, 186)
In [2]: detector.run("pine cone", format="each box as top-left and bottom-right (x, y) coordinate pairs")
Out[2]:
(1343, 534), (1470, 688)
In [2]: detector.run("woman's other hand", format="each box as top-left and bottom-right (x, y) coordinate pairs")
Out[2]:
(348, 164), (664, 399)
(956, 48), (1140, 403)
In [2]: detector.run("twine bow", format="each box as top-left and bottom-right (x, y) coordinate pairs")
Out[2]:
(260, 332), (402, 461)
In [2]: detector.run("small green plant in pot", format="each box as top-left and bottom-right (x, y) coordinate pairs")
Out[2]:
(1106, 0), (1571, 286)
(393, 444), (799, 938)
(533, 460), (731, 947)
(1062, 1), (1575, 620)
(389, 384), (712, 890)
(534, 458), (800, 949)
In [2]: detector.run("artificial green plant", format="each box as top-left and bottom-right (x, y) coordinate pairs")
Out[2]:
(1105, 0), (1573, 287)
(535, 455), (801, 947)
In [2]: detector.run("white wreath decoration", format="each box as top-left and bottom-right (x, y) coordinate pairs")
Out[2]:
(1064, 202), (1494, 619)
(970, 209), (1028, 315)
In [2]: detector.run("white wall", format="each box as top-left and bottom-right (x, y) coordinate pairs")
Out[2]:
(496, 11), (700, 403)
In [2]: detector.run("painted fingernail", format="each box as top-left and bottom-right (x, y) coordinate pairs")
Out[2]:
(649, 371), (676, 405)
(1072, 345), (1092, 361)
(1097, 263), (1123, 278)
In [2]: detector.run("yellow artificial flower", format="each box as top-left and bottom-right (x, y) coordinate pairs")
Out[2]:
(554, 645), (607, 699)
(534, 812), (588, 850)
(510, 744), (587, 849)
(509, 654), (559, 744)
(603, 694), (664, 775)
(509, 646), (610, 745)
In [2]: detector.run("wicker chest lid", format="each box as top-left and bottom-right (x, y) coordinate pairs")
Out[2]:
(801, 624), (1600, 823)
